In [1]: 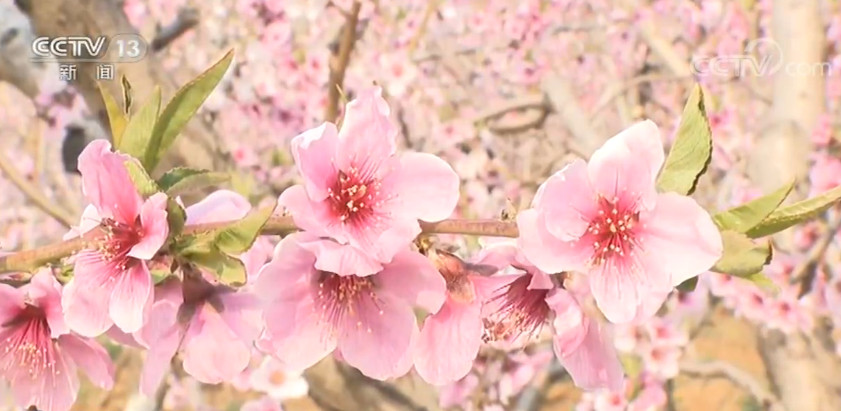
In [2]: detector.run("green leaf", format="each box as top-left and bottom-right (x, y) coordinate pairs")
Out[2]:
(187, 248), (248, 287)
(676, 277), (699, 292)
(656, 84), (712, 195)
(711, 231), (772, 277)
(150, 269), (171, 284)
(124, 160), (160, 197)
(99, 84), (128, 147)
(166, 198), (187, 238)
(713, 180), (795, 233)
(158, 167), (231, 196)
(148, 50), (234, 169)
(118, 87), (162, 166)
(742, 272), (780, 295)
(213, 200), (276, 255)
(746, 184), (841, 238)
(120, 75), (133, 115)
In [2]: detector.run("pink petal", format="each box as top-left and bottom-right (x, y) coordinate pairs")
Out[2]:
(414, 299), (483, 385)
(57, 334), (115, 389)
(63, 205), (101, 240)
(139, 325), (183, 396)
(377, 250), (447, 313)
(640, 192), (723, 286)
(62, 254), (116, 337)
(185, 189), (251, 225)
(371, 217), (423, 263)
(263, 299), (337, 373)
(77, 139), (143, 224)
(182, 304), (253, 384)
(537, 160), (598, 240)
(472, 242), (518, 271)
(128, 192), (169, 260)
(28, 270), (68, 338)
(291, 122), (339, 201)
(516, 210), (591, 274)
(587, 121), (663, 210)
(254, 233), (319, 304)
(108, 263), (153, 333)
(337, 293), (417, 380)
(554, 318), (624, 392)
(335, 87), (397, 176)
(388, 152), (460, 222)
(11, 345), (79, 411)
(277, 185), (336, 239)
(588, 261), (669, 324)
(218, 291), (263, 344)
(0, 284), (23, 325)
(297, 238), (384, 277)
(133, 279), (183, 348)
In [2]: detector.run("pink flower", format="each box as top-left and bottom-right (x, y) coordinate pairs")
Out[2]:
(134, 191), (264, 395)
(476, 243), (624, 392)
(248, 357), (309, 400)
(255, 232), (446, 380)
(809, 153), (841, 196)
(413, 250), (504, 385)
(279, 87), (460, 275)
(62, 140), (169, 336)
(0, 269), (114, 411)
(517, 120), (723, 323)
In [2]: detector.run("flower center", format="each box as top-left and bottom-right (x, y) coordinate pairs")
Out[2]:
(98, 217), (143, 261)
(482, 274), (550, 343)
(315, 271), (381, 333)
(327, 168), (383, 225)
(1, 304), (59, 380)
(586, 195), (640, 266)
(269, 370), (286, 385)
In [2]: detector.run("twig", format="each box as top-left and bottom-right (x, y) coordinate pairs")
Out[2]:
(794, 207), (841, 297)
(487, 110), (550, 135)
(0, 150), (75, 228)
(474, 95), (549, 124)
(150, 7), (200, 52)
(406, 0), (439, 55)
(324, 1), (362, 123)
(680, 359), (784, 411)
(0, 212), (518, 275)
(589, 73), (691, 120)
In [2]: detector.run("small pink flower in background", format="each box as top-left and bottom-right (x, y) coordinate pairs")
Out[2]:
(242, 395), (284, 411)
(248, 356), (309, 400)
(378, 52), (419, 97)
(811, 114), (833, 147)
(517, 120), (723, 324)
(62, 140), (169, 337)
(279, 87), (460, 275)
(256, 232), (446, 380)
(645, 317), (687, 347)
(0, 269), (114, 411)
(639, 344), (681, 379)
(628, 374), (668, 411)
(497, 350), (554, 403)
(134, 191), (264, 396)
(439, 373), (480, 409)
(809, 153), (841, 196)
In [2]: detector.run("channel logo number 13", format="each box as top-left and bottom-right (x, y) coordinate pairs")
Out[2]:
(108, 34), (148, 63)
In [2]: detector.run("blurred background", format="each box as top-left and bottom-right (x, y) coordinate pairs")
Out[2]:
(0, 0), (840, 410)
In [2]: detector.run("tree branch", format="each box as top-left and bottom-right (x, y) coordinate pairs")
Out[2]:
(0, 213), (518, 274)
(324, 1), (362, 123)
(680, 359), (784, 411)
(150, 7), (200, 52)
(0, 150), (76, 228)
(794, 207), (841, 297)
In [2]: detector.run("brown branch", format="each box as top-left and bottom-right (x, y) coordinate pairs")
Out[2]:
(0, 213), (518, 274)
(0, 150), (76, 228)
(680, 359), (784, 411)
(794, 207), (841, 297)
(150, 7), (200, 52)
(324, 1), (362, 123)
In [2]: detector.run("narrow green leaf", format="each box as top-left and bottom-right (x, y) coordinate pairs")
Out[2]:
(158, 167), (231, 196)
(99, 84), (128, 147)
(742, 272), (780, 295)
(711, 230), (772, 277)
(676, 277), (699, 292)
(713, 180), (795, 233)
(123, 160), (160, 197)
(118, 87), (162, 166)
(213, 201), (276, 255)
(187, 248), (248, 287)
(120, 75), (133, 115)
(656, 84), (713, 195)
(150, 270), (171, 284)
(148, 50), (234, 169)
(746, 185), (841, 238)
(166, 198), (187, 238)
